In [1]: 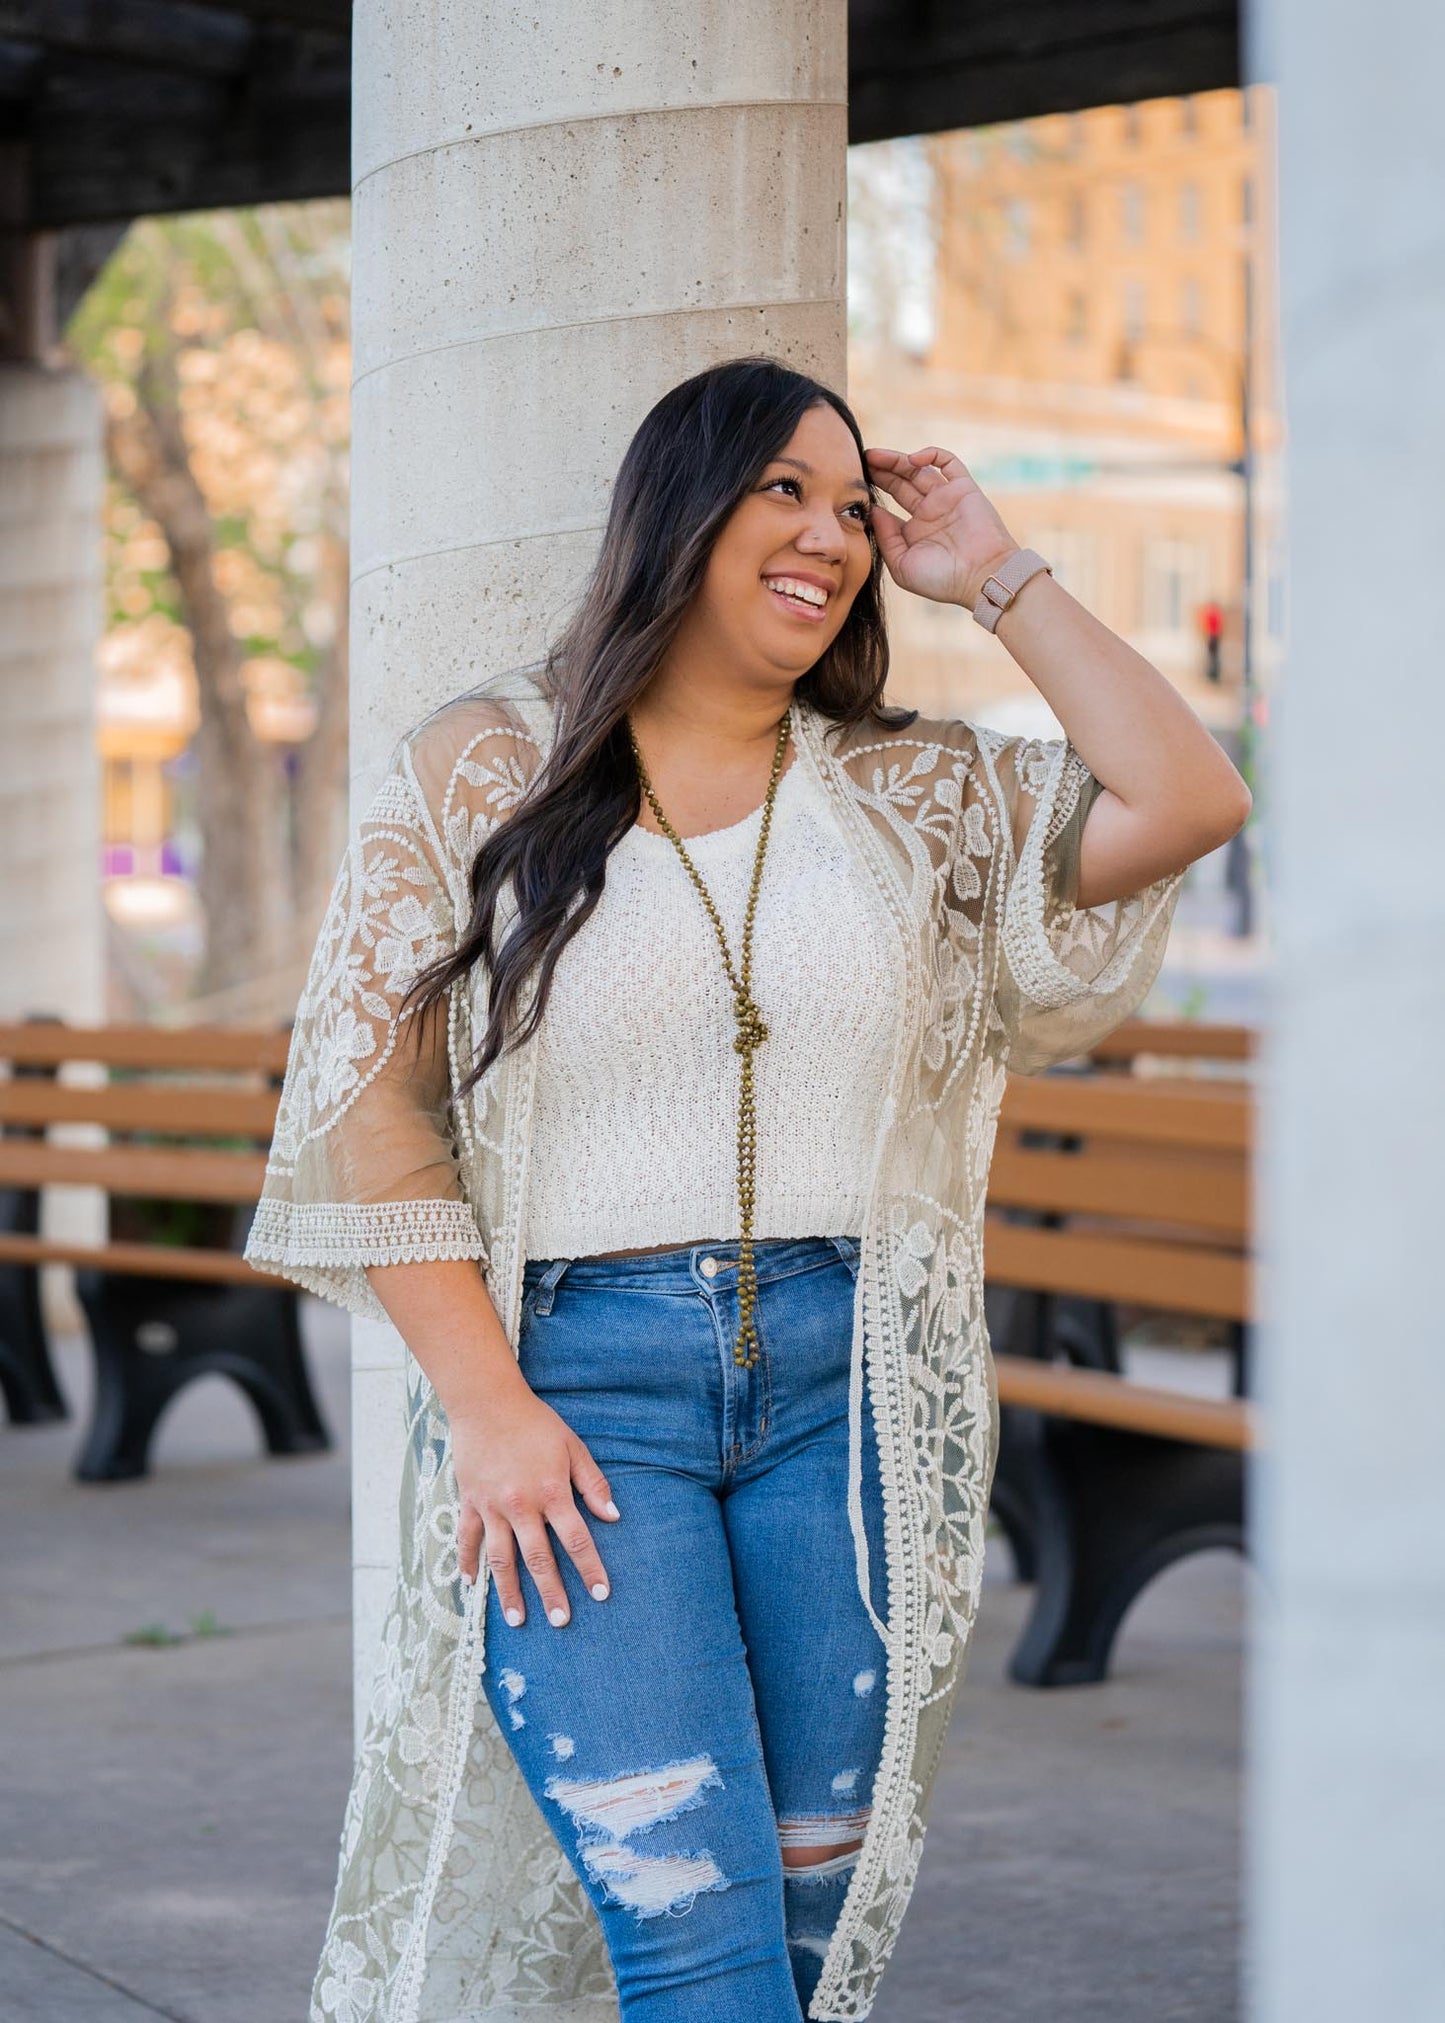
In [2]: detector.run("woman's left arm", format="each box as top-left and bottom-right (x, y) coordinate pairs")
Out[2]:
(867, 444), (1252, 908)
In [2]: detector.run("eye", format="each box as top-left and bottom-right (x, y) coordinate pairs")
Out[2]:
(761, 474), (803, 500)
(844, 499), (872, 524)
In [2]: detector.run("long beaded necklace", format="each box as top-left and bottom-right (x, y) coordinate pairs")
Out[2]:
(625, 707), (792, 1371)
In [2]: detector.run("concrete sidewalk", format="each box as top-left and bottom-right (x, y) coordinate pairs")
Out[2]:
(1, 1308), (1244, 2021)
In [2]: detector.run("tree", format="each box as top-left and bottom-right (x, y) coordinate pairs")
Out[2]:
(71, 202), (351, 1010)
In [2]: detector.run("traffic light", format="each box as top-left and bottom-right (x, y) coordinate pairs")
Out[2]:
(1198, 600), (1224, 683)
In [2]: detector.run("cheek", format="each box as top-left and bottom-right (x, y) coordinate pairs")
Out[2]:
(833, 544), (873, 620)
(698, 524), (766, 614)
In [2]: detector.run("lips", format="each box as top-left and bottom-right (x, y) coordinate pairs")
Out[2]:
(762, 573), (833, 619)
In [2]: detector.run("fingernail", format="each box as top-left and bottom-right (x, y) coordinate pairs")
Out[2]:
(604, 1500), (620, 1519)
(504, 1607), (523, 1627)
(548, 1607), (568, 1627)
(590, 1583), (609, 1602)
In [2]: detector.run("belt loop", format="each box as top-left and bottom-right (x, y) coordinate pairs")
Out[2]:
(532, 1257), (571, 1316)
(827, 1235), (861, 1278)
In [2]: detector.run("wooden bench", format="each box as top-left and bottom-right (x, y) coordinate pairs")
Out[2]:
(0, 1021), (329, 1480)
(984, 1033), (1257, 1686)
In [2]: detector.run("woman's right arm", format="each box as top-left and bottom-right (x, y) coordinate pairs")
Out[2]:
(245, 699), (618, 1629)
(364, 1257), (619, 1628)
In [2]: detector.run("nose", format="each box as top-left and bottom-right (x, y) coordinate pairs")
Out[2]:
(793, 500), (848, 564)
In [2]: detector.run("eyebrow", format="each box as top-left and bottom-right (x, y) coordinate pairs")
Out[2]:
(771, 455), (871, 495)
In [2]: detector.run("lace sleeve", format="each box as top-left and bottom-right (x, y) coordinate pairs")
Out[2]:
(244, 736), (488, 1321)
(987, 733), (1185, 1076)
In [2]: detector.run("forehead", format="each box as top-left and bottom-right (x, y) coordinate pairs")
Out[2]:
(771, 403), (868, 484)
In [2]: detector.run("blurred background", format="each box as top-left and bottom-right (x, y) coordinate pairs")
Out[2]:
(54, 91), (1272, 1034)
(5, 5), (1439, 2021)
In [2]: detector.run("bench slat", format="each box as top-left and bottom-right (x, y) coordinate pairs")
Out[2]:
(0, 1083), (280, 1136)
(0, 1142), (269, 1203)
(1000, 1074), (1252, 1152)
(993, 1352), (1255, 1448)
(988, 1144), (1249, 1237)
(0, 1023), (292, 1074)
(0, 1233), (281, 1286)
(985, 1218), (1251, 1321)
(1087, 1020), (1256, 1063)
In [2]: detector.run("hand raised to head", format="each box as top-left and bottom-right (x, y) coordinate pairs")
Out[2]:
(865, 445), (1021, 612)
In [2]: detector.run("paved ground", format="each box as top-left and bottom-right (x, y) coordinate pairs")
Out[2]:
(1, 1308), (1246, 2021)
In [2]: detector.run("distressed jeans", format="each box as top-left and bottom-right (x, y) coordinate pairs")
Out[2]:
(480, 1234), (890, 2022)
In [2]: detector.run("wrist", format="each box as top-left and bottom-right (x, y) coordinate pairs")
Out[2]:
(962, 543), (1022, 613)
(446, 1350), (532, 1427)
(968, 546), (1053, 634)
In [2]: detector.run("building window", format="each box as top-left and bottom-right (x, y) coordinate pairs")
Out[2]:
(1179, 181), (1201, 243)
(1069, 112), (1087, 155)
(1241, 175), (1255, 226)
(1180, 96), (1198, 140)
(1123, 105), (1141, 147)
(1123, 279), (1147, 344)
(1241, 86), (1254, 131)
(1121, 181), (1145, 245)
(1066, 290), (1087, 342)
(1143, 539), (1211, 636)
(1065, 189), (1086, 249)
(1031, 528), (1100, 611)
(1181, 276), (1203, 337)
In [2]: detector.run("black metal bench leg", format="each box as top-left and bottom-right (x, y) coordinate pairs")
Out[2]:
(1003, 1408), (1246, 1687)
(0, 1184), (68, 1424)
(226, 1288), (330, 1457)
(73, 1273), (330, 1483)
(0, 1263), (68, 1423)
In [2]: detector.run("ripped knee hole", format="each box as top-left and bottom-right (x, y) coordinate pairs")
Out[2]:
(778, 1806), (871, 1873)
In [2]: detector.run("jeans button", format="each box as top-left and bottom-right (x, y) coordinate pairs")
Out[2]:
(700, 1256), (720, 1278)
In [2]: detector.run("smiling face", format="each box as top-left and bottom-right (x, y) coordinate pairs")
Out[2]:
(683, 402), (876, 682)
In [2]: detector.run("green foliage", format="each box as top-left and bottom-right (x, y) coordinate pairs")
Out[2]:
(69, 204), (352, 738)
(122, 1611), (233, 1649)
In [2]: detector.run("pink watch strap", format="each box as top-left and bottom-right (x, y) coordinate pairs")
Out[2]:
(971, 547), (1052, 632)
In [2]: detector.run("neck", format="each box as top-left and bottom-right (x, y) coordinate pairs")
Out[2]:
(632, 642), (794, 764)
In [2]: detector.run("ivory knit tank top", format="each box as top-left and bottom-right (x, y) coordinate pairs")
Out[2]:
(523, 753), (906, 1259)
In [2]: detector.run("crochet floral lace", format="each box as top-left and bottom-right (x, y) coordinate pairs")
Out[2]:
(251, 668), (1183, 2022)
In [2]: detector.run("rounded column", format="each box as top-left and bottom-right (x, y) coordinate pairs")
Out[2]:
(348, 0), (847, 1711)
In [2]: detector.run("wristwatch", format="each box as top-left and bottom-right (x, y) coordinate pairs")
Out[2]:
(971, 547), (1053, 633)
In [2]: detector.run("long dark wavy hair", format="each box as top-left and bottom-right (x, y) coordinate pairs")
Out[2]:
(406, 355), (918, 1096)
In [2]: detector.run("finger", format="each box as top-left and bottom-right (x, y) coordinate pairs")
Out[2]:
(482, 1516), (527, 1627)
(458, 1502), (484, 1585)
(869, 503), (910, 575)
(570, 1442), (621, 1523)
(908, 444), (973, 485)
(513, 1512), (572, 1626)
(865, 461), (928, 513)
(546, 1490), (612, 1603)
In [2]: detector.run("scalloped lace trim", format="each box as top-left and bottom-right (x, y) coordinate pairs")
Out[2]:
(999, 743), (1098, 1011)
(246, 1197), (489, 1270)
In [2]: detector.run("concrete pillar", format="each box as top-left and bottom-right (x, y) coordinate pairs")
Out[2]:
(348, 0), (847, 1711)
(0, 365), (104, 1027)
(1250, 4), (1445, 2017)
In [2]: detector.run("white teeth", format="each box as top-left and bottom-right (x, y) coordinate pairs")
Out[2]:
(765, 577), (829, 608)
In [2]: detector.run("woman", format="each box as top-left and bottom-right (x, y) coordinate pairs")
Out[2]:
(248, 356), (1249, 2023)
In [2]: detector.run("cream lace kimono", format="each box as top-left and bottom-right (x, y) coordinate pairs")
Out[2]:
(246, 663), (1182, 2023)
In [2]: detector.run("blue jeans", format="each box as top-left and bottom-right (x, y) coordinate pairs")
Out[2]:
(481, 1235), (890, 2022)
